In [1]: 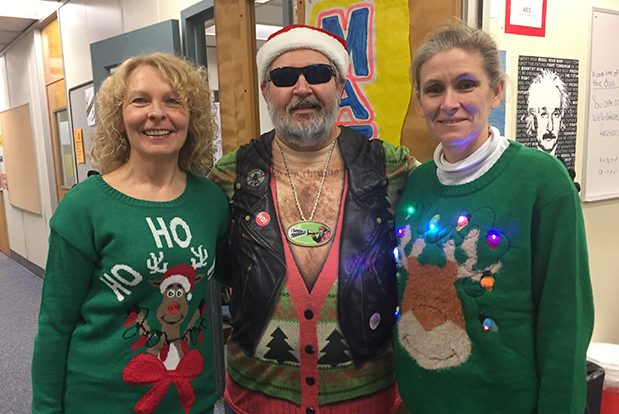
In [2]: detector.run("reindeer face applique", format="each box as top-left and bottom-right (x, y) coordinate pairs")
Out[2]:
(157, 282), (190, 327)
(396, 205), (509, 371)
(121, 247), (213, 414)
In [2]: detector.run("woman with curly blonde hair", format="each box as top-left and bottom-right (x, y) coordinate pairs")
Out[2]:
(32, 52), (230, 414)
(91, 52), (216, 174)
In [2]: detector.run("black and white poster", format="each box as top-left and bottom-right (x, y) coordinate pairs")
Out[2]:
(516, 55), (579, 167)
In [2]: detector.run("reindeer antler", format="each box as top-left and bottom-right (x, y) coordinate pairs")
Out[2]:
(190, 245), (208, 269)
(147, 252), (168, 274)
(450, 228), (503, 281)
(206, 258), (216, 280)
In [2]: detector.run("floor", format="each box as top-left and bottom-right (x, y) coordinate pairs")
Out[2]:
(0, 252), (42, 413)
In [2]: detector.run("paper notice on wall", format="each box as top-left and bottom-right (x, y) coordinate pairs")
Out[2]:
(85, 86), (95, 126)
(74, 128), (85, 164)
(509, 0), (544, 28)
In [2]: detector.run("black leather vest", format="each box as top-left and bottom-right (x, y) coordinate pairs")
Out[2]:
(227, 126), (397, 364)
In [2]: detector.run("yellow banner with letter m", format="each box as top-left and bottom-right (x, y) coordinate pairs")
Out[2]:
(304, 0), (411, 146)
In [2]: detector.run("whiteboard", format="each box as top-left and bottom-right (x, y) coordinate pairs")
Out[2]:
(583, 9), (619, 201)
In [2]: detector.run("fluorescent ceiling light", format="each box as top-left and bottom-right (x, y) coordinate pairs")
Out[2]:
(0, 0), (60, 19)
(205, 24), (282, 41)
(256, 24), (281, 40)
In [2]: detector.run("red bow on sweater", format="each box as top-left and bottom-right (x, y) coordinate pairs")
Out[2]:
(122, 349), (204, 414)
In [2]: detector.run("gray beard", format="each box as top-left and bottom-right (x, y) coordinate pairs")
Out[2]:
(269, 96), (340, 149)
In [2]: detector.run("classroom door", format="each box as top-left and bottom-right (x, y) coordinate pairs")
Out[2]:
(42, 18), (76, 202)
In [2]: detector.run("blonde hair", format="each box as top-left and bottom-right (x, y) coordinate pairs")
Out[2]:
(91, 52), (215, 174)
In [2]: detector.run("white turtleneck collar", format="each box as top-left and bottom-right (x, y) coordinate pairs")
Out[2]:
(433, 126), (509, 185)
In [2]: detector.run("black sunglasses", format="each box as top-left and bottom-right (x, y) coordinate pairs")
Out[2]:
(268, 64), (336, 87)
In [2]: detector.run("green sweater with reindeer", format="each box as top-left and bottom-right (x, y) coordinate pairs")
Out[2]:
(32, 173), (229, 414)
(394, 141), (593, 414)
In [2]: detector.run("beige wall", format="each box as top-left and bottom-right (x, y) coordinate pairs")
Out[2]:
(1, 31), (57, 269)
(486, 0), (619, 344)
(59, 0), (124, 91)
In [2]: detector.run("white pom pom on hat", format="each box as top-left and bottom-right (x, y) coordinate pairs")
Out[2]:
(256, 24), (349, 83)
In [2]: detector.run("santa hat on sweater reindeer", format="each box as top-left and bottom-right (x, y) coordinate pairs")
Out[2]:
(256, 24), (350, 83)
(159, 264), (196, 301)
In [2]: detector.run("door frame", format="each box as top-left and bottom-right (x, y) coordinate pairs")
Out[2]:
(0, 188), (9, 257)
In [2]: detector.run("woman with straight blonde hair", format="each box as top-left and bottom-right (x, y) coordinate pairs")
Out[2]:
(394, 22), (593, 414)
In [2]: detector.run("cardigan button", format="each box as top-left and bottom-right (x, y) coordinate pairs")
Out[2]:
(306, 408), (316, 414)
(305, 345), (315, 354)
(304, 309), (314, 320)
(235, 182), (241, 189)
(306, 376), (316, 386)
(369, 312), (381, 330)
(376, 217), (382, 224)
(244, 215), (251, 221)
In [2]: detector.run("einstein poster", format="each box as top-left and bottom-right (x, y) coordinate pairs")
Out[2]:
(516, 55), (579, 167)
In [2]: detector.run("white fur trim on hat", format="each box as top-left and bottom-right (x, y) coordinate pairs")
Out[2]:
(256, 24), (349, 83)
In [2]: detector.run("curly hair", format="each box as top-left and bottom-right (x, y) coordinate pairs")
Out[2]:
(91, 52), (216, 174)
(411, 21), (504, 94)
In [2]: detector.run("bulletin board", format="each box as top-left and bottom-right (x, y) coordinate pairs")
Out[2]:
(583, 9), (619, 202)
(0, 104), (42, 214)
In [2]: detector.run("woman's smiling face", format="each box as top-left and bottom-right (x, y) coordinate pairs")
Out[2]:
(417, 47), (503, 162)
(121, 64), (189, 164)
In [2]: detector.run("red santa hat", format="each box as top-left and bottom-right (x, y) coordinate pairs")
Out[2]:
(160, 264), (195, 301)
(256, 24), (349, 83)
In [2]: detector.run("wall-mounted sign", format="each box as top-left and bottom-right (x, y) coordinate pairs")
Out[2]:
(74, 128), (85, 164)
(505, 0), (547, 37)
(304, 0), (411, 144)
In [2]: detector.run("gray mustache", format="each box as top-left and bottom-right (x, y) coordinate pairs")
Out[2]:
(288, 98), (323, 111)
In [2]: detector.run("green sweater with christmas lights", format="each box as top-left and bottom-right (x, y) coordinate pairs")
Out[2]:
(394, 140), (593, 414)
(32, 173), (229, 414)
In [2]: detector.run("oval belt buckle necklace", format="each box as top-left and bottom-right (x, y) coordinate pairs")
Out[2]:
(277, 139), (336, 247)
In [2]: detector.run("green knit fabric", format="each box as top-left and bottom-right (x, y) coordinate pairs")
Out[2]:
(226, 282), (395, 406)
(209, 140), (415, 205)
(32, 173), (229, 414)
(394, 141), (593, 414)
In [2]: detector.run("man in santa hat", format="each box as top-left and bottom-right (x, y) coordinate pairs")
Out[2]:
(210, 24), (415, 414)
